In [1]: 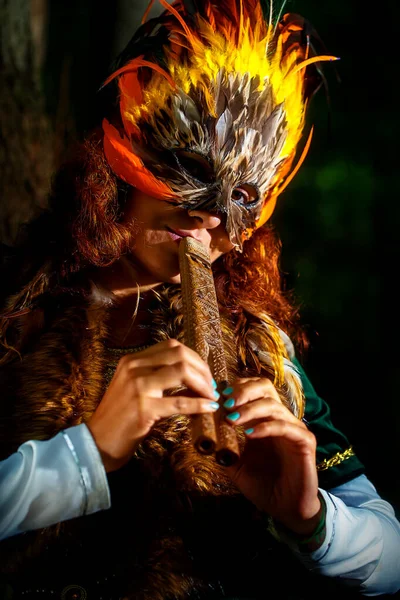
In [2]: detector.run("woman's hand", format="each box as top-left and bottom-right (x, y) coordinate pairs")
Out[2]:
(87, 339), (219, 472)
(222, 378), (321, 536)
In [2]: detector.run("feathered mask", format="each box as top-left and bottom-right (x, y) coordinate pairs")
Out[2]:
(102, 0), (337, 250)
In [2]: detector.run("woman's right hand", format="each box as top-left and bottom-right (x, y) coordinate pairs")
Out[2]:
(86, 339), (219, 472)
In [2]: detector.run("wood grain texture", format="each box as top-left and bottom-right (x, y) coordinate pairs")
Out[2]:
(179, 236), (239, 466)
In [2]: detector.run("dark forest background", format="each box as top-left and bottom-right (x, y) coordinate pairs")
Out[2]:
(1, 0), (399, 512)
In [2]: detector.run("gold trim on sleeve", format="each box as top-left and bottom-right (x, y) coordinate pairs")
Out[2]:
(316, 446), (355, 471)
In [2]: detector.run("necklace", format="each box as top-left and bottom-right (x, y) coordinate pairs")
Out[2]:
(106, 344), (153, 356)
(103, 343), (155, 385)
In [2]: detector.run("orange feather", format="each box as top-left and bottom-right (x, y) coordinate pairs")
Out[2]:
(102, 57), (176, 91)
(255, 127), (314, 229)
(158, 0), (200, 50)
(102, 119), (175, 200)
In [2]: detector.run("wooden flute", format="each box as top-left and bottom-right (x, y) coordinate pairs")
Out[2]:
(178, 236), (240, 467)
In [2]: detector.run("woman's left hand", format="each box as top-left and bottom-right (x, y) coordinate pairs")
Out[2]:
(222, 377), (322, 536)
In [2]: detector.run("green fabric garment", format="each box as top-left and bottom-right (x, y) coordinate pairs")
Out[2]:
(293, 358), (365, 490)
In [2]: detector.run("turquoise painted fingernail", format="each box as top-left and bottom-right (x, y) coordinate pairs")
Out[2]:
(213, 390), (220, 399)
(222, 387), (234, 395)
(210, 402), (220, 410)
(212, 379), (218, 389)
(227, 411), (240, 422)
(245, 428), (254, 435)
(223, 398), (235, 409)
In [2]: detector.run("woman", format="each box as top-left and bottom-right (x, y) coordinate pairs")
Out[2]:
(0, 1), (399, 598)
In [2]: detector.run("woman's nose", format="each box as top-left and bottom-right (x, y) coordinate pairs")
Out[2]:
(188, 209), (222, 229)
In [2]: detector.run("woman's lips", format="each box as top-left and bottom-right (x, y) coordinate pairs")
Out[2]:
(165, 226), (210, 248)
(165, 226), (200, 242)
(166, 227), (184, 242)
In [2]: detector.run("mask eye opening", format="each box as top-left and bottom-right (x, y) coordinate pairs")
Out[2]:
(174, 149), (216, 184)
(231, 183), (260, 208)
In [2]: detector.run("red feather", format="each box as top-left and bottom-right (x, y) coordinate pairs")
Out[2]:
(102, 119), (175, 200)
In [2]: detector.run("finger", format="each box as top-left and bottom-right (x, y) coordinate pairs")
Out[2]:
(243, 419), (315, 446)
(136, 362), (219, 401)
(151, 395), (220, 419)
(120, 340), (215, 389)
(225, 398), (304, 427)
(221, 378), (282, 409)
(132, 343), (213, 379)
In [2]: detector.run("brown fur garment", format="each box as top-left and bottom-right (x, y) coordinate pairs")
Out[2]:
(0, 286), (301, 599)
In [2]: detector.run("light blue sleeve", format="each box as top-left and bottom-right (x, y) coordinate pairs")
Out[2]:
(292, 475), (400, 596)
(0, 423), (111, 540)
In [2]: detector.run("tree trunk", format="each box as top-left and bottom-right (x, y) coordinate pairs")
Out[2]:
(0, 0), (53, 245)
